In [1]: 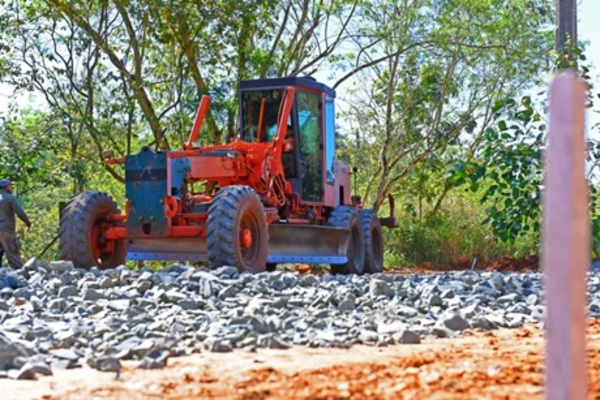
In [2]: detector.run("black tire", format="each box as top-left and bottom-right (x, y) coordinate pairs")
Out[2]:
(207, 185), (268, 273)
(59, 191), (126, 269)
(359, 210), (384, 273)
(327, 205), (365, 275)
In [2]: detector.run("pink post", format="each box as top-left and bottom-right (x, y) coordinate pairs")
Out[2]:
(543, 73), (588, 400)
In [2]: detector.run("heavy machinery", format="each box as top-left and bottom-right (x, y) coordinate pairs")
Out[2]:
(59, 77), (396, 274)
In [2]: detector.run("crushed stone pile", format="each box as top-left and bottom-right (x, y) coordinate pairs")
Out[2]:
(1, 258), (598, 380)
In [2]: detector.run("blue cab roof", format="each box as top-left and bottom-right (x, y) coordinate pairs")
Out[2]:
(239, 76), (336, 98)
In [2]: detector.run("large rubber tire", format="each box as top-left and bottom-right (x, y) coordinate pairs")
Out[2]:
(359, 210), (384, 274)
(327, 205), (365, 275)
(207, 186), (268, 273)
(59, 191), (126, 269)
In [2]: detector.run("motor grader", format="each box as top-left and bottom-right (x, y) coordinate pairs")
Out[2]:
(58, 77), (395, 274)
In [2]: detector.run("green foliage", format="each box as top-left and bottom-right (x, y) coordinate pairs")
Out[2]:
(458, 46), (600, 254)
(452, 96), (545, 244)
(383, 194), (538, 268)
(0, 110), (58, 188)
(18, 186), (62, 261)
(341, 0), (553, 213)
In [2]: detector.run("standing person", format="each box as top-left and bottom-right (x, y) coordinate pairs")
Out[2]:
(0, 179), (32, 268)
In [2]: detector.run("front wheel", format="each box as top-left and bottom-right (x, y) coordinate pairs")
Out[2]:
(207, 186), (268, 273)
(59, 191), (126, 269)
(328, 205), (365, 275)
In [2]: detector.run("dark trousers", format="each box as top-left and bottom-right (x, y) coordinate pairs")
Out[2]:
(0, 248), (3, 268)
(0, 231), (20, 268)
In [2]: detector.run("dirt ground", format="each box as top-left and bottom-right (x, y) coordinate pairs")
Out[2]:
(6, 258), (596, 400)
(2, 320), (598, 400)
(391, 255), (541, 275)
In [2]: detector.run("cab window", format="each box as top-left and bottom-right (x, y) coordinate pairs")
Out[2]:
(240, 89), (284, 143)
(296, 90), (323, 201)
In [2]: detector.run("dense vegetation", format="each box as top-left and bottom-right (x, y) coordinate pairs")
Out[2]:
(0, 0), (596, 267)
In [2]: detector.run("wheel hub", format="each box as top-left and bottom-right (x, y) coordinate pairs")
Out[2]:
(239, 228), (253, 249)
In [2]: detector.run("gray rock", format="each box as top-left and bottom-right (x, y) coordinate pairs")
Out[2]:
(299, 275), (319, 286)
(497, 293), (520, 303)
(48, 298), (68, 312)
(218, 285), (238, 299)
(358, 330), (379, 345)
(369, 279), (393, 298)
(377, 321), (404, 335)
(198, 279), (215, 298)
(50, 359), (77, 370)
(94, 356), (121, 372)
(470, 317), (495, 330)
(49, 260), (75, 273)
(338, 297), (356, 312)
(107, 299), (129, 311)
(58, 285), (79, 299)
(138, 358), (166, 369)
(84, 288), (105, 301)
(442, 314), (470, 332)
(137, 348), (170, 369)
(12, 288), (34, 300)
(208, 339), (233, 353)
(29, 296), (44, 312)
(49, 348), (79, 361)
(136, 279), (153, 293)
(0, 343), (27, 370)
(23, 258), (40, 270)
(7, 364), (37, 380)
(431, 326), (454, 338)
(396, 330), (421, 344)
(266, 335), (291, 350)
(178, 299), (199, 311)
(99, 277), (117, 289)
(214, 266), (239, 279)
(29, 362), (52, 376)
(428, 294), (444, 307)
(165, 290), (186, 303)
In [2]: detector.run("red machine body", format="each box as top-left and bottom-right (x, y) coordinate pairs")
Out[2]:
(59, 77), (394, 274)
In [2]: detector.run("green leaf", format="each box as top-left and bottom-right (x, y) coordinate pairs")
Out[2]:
(492, 99), (505, 113)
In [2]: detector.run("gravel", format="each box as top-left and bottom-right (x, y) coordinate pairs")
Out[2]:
(0, 257), (598, 379)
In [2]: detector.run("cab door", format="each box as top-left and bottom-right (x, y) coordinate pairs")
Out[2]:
(296, 90), (323, 202)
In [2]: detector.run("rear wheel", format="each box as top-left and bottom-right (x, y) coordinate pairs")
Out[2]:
(327, 205), (364, 275)
(359, 210), (384, 273)
(59, 191), (126, 269)
(207, 186), (268, 273)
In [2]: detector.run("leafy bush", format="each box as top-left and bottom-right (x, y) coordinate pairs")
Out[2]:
(383, 194), (538, 268)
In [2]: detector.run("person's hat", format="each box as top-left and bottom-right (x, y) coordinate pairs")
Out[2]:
(0, 179), (12, 188)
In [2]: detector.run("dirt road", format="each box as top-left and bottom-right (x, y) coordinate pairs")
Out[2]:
(3, 320), (599, 400)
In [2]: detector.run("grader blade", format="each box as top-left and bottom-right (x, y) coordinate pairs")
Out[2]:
(127, 225), (350, 265)
(266, 224), (350, 265)
(127, 238), (207, 262)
